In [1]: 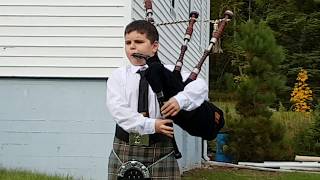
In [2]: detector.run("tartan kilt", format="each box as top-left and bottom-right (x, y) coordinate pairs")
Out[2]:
(108, 137), (181, 180)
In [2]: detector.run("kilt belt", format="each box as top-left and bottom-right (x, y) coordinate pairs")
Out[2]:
(115, 124), (170, 146)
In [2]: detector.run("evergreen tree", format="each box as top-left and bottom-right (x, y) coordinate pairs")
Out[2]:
(228, 21), (287, 162)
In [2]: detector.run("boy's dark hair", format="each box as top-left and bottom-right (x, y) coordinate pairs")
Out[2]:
(124, 20), (159, 43)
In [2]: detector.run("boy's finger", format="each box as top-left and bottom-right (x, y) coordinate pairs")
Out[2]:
(161, 106), (169, 115)
(161, 100), (176, 112)
(162, 130), (174, 138)
(160, 101), (169, 112)
(171, 111), (178, 116)
(166, 108), (176, 117)
(161, 103), (174, 115)
(162, 119), (173, 125)
(161, 125), (173, 132)
(162, 130), (174, 135)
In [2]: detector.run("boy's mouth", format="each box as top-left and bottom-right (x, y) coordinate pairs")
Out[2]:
(132, 53), (150, 60)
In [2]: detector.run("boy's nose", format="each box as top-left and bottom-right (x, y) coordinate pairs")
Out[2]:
(130, 43), (136, 49)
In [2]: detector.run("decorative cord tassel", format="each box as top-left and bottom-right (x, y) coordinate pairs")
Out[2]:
(212, 20), (223, 54)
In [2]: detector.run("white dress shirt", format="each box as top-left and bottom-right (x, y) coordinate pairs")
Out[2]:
(106, 63), (208, 135)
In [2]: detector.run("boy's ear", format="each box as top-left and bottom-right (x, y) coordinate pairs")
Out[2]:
(152, 41), (159, 53)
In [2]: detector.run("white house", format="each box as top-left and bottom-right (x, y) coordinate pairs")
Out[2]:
(0, 0), (211, 179)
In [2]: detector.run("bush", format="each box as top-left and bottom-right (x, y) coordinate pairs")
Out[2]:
(294, 111), (320, 156)
(211, 101), (315, 161)
(227, 116), (289, 162)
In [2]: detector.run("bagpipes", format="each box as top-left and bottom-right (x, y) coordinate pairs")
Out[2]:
(135, 0), (233, 158)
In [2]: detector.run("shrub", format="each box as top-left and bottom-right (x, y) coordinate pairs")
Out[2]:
(294, 111), (320, 156)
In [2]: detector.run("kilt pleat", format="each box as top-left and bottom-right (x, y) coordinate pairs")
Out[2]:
(108, 137), (181, 180)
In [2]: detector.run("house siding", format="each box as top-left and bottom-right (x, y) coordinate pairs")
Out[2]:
(0, 0), (129, 78)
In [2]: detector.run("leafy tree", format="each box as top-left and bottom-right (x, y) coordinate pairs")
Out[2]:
(290, 69), (313, 112)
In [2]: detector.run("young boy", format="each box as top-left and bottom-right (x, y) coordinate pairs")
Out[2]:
(106, 20), (208, 179)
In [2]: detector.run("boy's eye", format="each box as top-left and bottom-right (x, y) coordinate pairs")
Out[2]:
(135, 40), (144, 44)
(125, 41), (131, 45)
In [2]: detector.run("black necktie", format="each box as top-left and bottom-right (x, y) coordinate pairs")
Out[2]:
(137, 69), (149, 115)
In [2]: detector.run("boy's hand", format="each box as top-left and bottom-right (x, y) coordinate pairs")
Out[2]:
(155, 119), (174, 138)
(161, 97), (180, 118)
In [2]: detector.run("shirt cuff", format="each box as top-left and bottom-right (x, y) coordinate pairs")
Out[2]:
(174, 92), (190, 110)
(143, 118), (156, 134)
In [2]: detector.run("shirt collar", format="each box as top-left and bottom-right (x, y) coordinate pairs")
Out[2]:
(129, 64), (149, 74)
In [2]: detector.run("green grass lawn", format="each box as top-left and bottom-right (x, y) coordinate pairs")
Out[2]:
(2, 166), (320, 180)
(0, 168), (73, 180)
(182, 166), (320, 180)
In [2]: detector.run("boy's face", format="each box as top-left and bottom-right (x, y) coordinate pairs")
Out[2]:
(125, 30), (159, 66)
